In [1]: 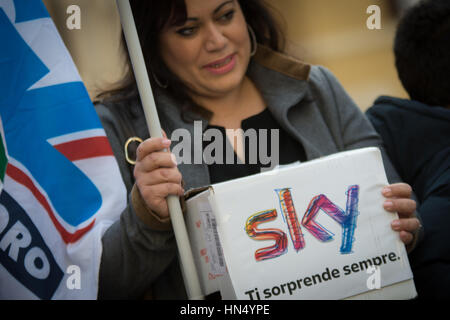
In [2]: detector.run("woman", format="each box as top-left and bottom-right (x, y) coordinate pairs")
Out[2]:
(96, 0), (422, 299)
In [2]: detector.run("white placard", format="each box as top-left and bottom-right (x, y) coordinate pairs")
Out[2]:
(207, 148), (414, 300)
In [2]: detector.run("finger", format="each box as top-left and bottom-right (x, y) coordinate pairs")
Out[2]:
(391, 218), (421, 233)
(150, 182), (185, 198)
(399, 231), (413, 245)
(161, 129), (168, 140)
(382, 183), (412, 199)
(136, 152), (178, 172)
(383, 198), (416, 216)
(136, 137), (171, 161)
(139, 182), (185, 207)
(137, 167), (183, 186)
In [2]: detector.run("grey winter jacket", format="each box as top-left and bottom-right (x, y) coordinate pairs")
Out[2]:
(95, 45), (421, 299)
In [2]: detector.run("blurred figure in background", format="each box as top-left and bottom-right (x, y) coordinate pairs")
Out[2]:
(366, 0), (450, 299)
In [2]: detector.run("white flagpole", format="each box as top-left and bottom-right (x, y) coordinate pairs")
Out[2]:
(116, 0), (204, 300)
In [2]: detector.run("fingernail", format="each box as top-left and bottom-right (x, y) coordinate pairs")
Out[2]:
(171, 153), (178, 166)
(382, 187), (392, 197)
(384, 200), (394, 210)
(391, 220), (400, 230)
(162, 138), (171, 147)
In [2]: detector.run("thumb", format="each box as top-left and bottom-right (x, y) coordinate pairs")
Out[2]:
(162, 129), (168, 140)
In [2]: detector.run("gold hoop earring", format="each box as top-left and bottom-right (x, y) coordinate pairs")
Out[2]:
(248, 25), (257, 57)
(151, 71), (168, 89)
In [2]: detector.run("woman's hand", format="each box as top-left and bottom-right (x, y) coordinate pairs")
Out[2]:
(382, 183), (421, 246)
(134, 134), (184, 219)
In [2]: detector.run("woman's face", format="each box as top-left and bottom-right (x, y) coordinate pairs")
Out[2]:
(158, 0), (251, 100)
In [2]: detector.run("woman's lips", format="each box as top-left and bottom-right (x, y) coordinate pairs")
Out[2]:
(204, 54), (236, 75)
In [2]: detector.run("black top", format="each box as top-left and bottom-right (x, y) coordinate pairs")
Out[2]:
(203, 107), (306, 184)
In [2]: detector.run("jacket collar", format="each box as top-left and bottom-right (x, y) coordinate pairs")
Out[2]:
(252, 45), (310, 82)
(248, 45), (311, 125)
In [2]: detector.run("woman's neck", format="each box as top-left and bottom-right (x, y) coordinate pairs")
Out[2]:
(192, 77), (266, 128)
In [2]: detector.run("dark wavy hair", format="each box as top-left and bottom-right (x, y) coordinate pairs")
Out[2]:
(394, 0), (450, 107)
(97, 0), (285, 117)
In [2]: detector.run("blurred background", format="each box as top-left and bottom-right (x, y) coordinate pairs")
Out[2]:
(42, 0), (420, 111)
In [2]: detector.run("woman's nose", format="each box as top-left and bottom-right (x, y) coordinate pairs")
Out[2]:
(204, 24), (227, 52)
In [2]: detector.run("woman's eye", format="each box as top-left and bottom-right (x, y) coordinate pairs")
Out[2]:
(219, 10), (235, 22)
(176, 27), (197, 36)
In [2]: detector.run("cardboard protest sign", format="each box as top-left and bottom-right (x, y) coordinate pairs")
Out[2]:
(185, 148), (416, 299)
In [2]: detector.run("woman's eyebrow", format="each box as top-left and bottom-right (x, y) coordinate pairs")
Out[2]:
(213, 0), (235, 14)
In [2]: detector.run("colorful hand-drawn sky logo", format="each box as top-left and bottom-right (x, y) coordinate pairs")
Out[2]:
(245, 186), (360, 261)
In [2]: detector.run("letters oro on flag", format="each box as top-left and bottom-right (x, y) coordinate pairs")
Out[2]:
(0, 0), (126, 299)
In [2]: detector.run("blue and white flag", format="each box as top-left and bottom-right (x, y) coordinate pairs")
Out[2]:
(0, 0), (126, 299)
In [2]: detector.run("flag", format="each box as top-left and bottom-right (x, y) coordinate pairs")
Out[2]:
(0, 0), (127, 299)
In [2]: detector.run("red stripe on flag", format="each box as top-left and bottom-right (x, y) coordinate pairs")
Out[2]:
(6, 164), (95, 244)
(53, 136), (113, 161)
